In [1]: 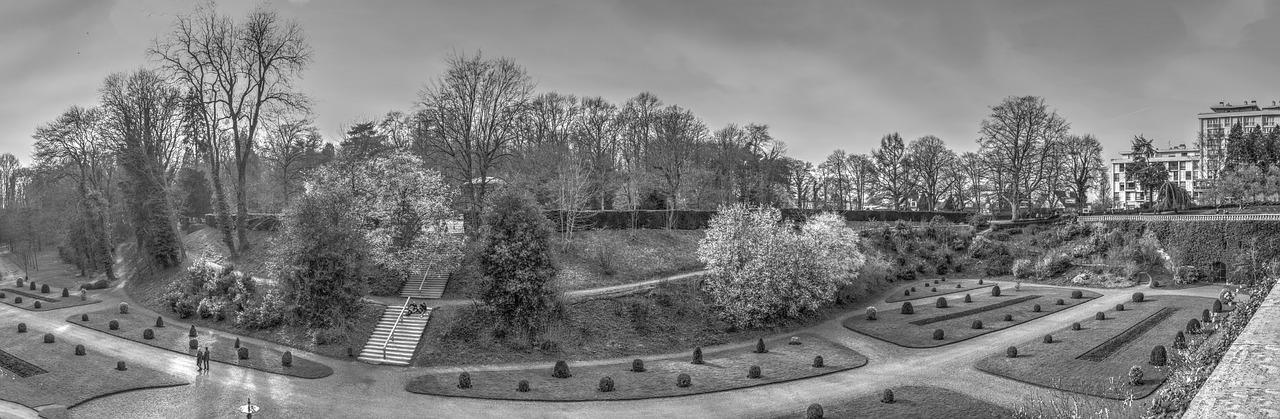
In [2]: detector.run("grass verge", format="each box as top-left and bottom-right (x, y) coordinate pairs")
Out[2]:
(406, 333), (865, 401)
(0, 287), (101, 311)
(883, 278), (994, 304)
(66, 307), (333, 379)
(771, 385), (1015, 419)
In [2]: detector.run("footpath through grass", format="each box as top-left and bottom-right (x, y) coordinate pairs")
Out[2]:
(67, 307), (333, 379)
(770, 385), (1015, 419)
(406, 333), (866, 401)
(0, 323), (187, 409)
(845, 285), (1101, 348)
(975, 295), (1219, 399)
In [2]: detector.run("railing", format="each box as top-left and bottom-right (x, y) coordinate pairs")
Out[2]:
(1080, 214), (1280, 222)
(382, 296), (412, 360)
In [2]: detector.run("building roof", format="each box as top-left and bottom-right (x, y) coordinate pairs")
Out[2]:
(1205, 100), (1280, 113)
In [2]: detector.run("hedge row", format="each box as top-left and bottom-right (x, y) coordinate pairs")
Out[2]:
(1096, 220), (1280, 269)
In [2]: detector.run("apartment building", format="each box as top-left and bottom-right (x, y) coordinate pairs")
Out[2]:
(1109, 144), (1202, 209)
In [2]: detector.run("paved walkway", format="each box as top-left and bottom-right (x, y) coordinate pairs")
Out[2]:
(0, 257), (1237, 418)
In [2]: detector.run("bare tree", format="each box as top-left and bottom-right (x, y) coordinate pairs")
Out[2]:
(782, 157), (814, 209)
(32, 106), (117, 281)
(260, 111), (320, 207)
(617, 92), (662, 211)
(872, 133), (912, 210)
(1061, 134), (1105, 207)
(956, 152), (988, 213)
(417, 51), (535, 235)
(0, 154), (18, 209)
(905, 135), (957, 210)
(575, 96), (620, 210)
(977, 96), (1070, 220)
(648, 105), (707, 228)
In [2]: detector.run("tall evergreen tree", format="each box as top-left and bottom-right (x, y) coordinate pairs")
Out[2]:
(479, 188), (559, 340)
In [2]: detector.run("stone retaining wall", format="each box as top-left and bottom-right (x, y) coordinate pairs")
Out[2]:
(1184, 281), (1280, 418)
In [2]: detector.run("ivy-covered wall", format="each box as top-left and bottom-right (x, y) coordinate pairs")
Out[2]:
(1097, 220), (1280, 269)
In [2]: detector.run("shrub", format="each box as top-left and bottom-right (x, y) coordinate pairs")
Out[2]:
(189, 325), (197, 338)
(956, 283), (962, 288)
(155, 316), (164, 327)
(806, 403), (824, 419)
(1116, 304), (1125, 312)
(813, 355), (824, 367)
(910, 287), (916, 292)
(903, 289), (910, 296)
(0, 292), (4, 298)
(75, 344), (86, 356)
(964, 294), (972, 303)
(1095, 312), (1106, 320)
(1186, 318), (1201, 334)
(14, 297), (21, 304)
(1213, 300), (1223, 313)
(14, 278), (20, 287)
(33, 301), (40, 309)
(1004, 314), (1013, 321)
(754, 338), (768, 354)
(143, 329), (154, 339)
(1006, 346), (1018, 358)
(936, 298), (948, 308)
(1150, 345), (1167, 366)
(1202, 309), (1211, 323)
(978, 279), (984, 285)
(61, 288), (69, 297)
(1129, 365), (1144, 386)
(517, 380), (530, 392)
(931, 287), (937, 292)
(282, 351), (293, 367)
(933, 329), (945, 340)
(991, 286), (1001, 297)
(748, 365), (762, 378)
(28, 281), (35, 290)
(692, 347), (704, 364)
(235, 337), (241, 348)
(1072, 322), (1082, 331)
(1071, 290), (1083, 299)
(933, 279), (939, 284)
(17, 323), (26, 333)
(632, 359), (646, 372)
(901, 302), (914, 315)
(40, 284), (49, 293)
(81, 313), (89, 322)
(457, 372), (472, 389)
(598, 376), (615, 392)
(552, 360), (572, 378)
(119, 302), (129, 314)
(238, 347), (249, 360)
(1044, 334), (1054, 344)
(116, 361), (127, 371)
(43, 333), (54, 343)
(1032, 304), (1041, 313)
(109, 320), (119, 330)
(676, 373), (692, 388)
(971, 320), (983, 329)
(1132, 292), (1145, 303)
(1174, 331), (1187, 349)
(881, 389), (895, 403)
(865, 307), (877, 321)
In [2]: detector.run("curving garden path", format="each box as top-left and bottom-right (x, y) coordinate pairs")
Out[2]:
(0, 258), (1235, 418)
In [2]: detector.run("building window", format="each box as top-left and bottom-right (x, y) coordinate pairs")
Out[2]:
(1117, 164), (1125, 173)
(1186, 170), (1193, 180)
(1113, 173), (1120, 181)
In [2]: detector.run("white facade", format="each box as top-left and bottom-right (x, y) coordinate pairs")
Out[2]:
(1109, 145), (1202, 209)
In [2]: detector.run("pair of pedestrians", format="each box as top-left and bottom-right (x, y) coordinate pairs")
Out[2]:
(196, 346), (212, 372)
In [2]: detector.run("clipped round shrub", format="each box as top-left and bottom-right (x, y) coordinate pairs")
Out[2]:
(991, 285), (1002, 297)
(813, 355), (824, 368)
(964, 294), (972, 303)
(598, 376), (615, 392)
(61, 288), (69, 298)
(806, 403), (824, 419)
(901, 302), (914, 315)
(692, 347), (704, 365)
(155, 316), (165, 327)
(1056, 299), (1065, 306)
(1132, 292), (1145, 303)
(754, 338), (768, 354)
(1174, 331), (1187, 349)
(748, 365), (762, 379)
(14, 278), (20, 287)
(1003, 314), (1013, 321)
(43, 333), (55, 343)
(75, 344), (86, 356)
(1032, 304), (1041, 313)
(936, 297), (948, 308)
(32, 301), (41, 309)
(552, 360), (572, 378)
(881, 389), (895, 403)
(28, 281), (35, 290)
(109, 320), (119, 330)
(978, 279), (984, 285)
(0, 292), (4, 298)
(1006, 346), (1018, 358)
(971, 320), (983, 329)
(119, 302), (129, 314)
(676, 373), (692, 388)
(14, 296), (21, 304)
(1116, 304), (1125, 312)
(17, 323), (26, 333)
(188, 338), (198, 349)
(457, 372), (472, 389)
(910, 287), (916, 292)
(933, 329), (945, 340)
(1072, 322), (1082, 331)
(189, 325), (197, 338)
(40, 283), (49, 293)
(956, 283), (962, 288)
(933, 279), (939, 284)
(234, 337), (241, 348)
(904, 289), (910, 296)
(282, 350), (293, 367)
(1202, 309), (1211, 323)
(116, 361), (127, 371)
(866, 306), (878, 321)
(1129, 365), (1144, 386)
(1186, 318), (1202, 334)
(81, 313), (89, 322)
(1150, 345), (1167, 366)
(1213, 300), (1223, 313)
(143, 328), (155, 340)
(1071, 290), (1083, 299)
(1095, 312), (1106, 320)
(632, 359), (646, 372)
(1150, 278), (1160, 288)
(517, 380), (530, 392)
(1043, 334), (1053, 344)
(238, 347), (249, 360)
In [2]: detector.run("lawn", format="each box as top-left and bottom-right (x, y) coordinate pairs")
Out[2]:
(2, 250), (110, 292)
(550, 229), (707, 291)
(0, 286), (101, 312)
(406, 333), (866, 401)
(883, 277), (994, 303)
(66, 307), (333, 379)
(0, 323), (187, 409)
(844, 285), (1102, 348)
(975, 295), (1220, 400)
(770, 386), (1015, 419)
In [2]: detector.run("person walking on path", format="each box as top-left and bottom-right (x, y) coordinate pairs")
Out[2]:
(202, 347), (211, 371)
(196, 347), (204, 372)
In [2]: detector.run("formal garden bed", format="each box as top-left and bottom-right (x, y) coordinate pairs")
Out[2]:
(975, 294), (1221, 399)
(845, 285), (1101, 348)
(66, 305), (333, 379)
(0, 284), (101, 311)
(882, 277), (995, 303)
(406, 333), (866, 401)
(0, 324), (187, 409)
(772, 386), (1015, 419)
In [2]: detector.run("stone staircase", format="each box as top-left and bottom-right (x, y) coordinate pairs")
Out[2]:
(357, 303), (431, 366)
(399, 232), (464, 299)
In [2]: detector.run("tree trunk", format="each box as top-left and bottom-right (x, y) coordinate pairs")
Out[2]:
(236, 169), (250, 254)
(209, 166), (238, 257)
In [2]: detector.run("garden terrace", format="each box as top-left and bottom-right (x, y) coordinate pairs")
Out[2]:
(405, 333), (866, 401)
(975, 295), (1218, 399)
(773, 386), (1015, 419)
(883, 279), (993, 304)
(67, 308), (333, 379)
(844, 285), (1100, 348)
(0, 325), (186, 409)
(0, 287), (100, 311)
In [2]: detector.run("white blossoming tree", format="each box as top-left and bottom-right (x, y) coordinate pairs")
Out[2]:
(697, 205), (864, 328)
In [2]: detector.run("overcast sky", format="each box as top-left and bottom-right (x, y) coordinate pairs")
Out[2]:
(2, 0), (1278, 165)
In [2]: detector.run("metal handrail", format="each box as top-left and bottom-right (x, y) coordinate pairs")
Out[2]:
(382, 296), (412, 359)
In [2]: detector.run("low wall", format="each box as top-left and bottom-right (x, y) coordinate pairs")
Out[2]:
(1184, 281), (1280, 417)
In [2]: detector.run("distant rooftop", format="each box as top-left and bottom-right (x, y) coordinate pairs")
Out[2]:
(1204, 100), (1280, 114)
